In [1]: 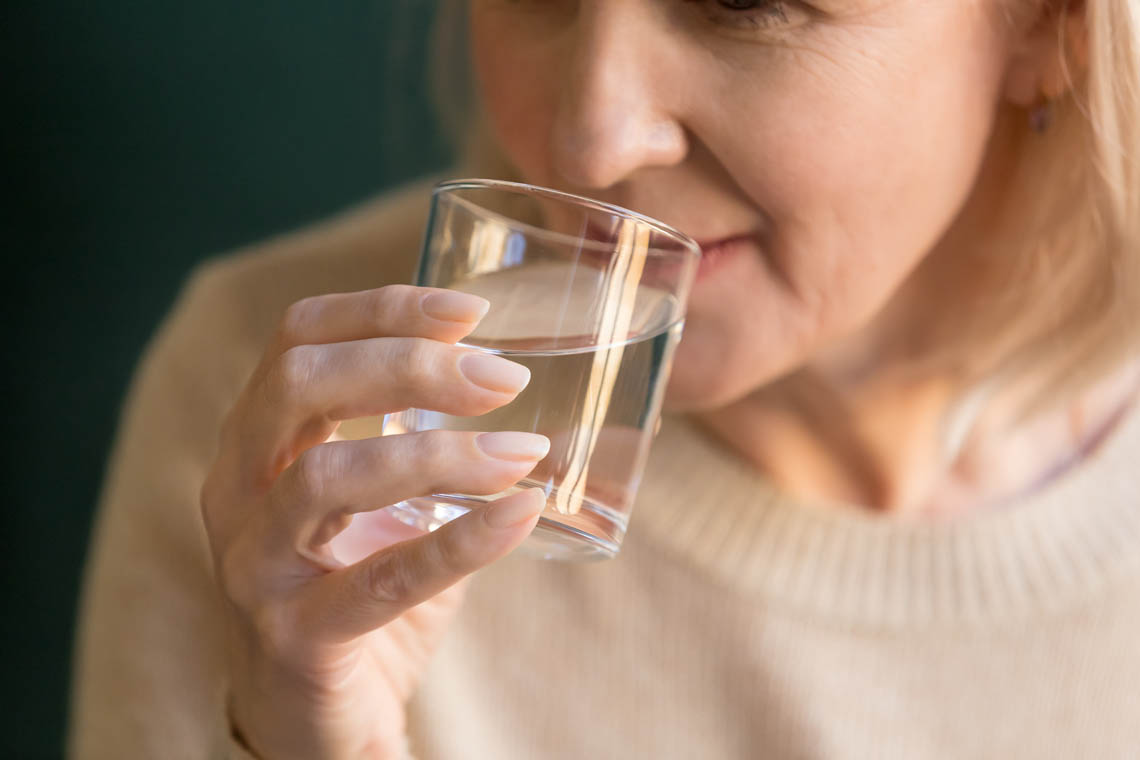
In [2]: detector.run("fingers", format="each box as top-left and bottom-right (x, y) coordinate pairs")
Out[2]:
(227, 285), (494, 483)
(238, 338), (533, 484)
(271, 285), (489, 354)
(264, 430), (551, 555)
(294, 488), (547, 644)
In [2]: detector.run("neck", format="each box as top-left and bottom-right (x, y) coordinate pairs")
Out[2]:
(694, 358), (1140, 518)
(696, 367), (948, 514)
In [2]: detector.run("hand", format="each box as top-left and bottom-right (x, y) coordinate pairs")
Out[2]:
(200, 285), (549, 759)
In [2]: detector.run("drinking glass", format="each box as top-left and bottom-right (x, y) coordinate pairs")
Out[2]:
(384, 179), (700, 560)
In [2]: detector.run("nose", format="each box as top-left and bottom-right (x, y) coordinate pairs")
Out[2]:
(551, 5), (689, 191)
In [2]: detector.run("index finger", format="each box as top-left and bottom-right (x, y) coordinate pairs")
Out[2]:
(271, 285), (489, 356)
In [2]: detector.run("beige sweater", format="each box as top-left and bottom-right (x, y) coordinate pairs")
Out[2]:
(69, 179), (1140, 759)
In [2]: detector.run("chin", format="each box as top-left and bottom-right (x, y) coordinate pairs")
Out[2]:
(662, 380), (739, 413)
(662, 325), (781, 413)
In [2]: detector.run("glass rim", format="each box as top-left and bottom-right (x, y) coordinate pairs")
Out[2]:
(433, 178), (703, 262)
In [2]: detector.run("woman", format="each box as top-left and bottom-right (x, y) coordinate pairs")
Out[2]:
(69, 0), (1140, 758)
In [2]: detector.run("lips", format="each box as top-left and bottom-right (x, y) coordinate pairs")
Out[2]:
(578, 217), (754, 285)
(695, 235), (753, 281)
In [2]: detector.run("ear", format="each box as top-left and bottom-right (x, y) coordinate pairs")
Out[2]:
(1003, 1), (1089, 108)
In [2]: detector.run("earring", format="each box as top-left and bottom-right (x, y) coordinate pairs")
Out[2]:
(1029, 99), (1054, 134)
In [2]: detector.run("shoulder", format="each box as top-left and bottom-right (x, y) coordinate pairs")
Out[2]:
(126, 176), (439, 428)
(176, 176), (438, 348)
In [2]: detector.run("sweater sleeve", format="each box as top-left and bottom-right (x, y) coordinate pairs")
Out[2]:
(67, 262), (264, 759)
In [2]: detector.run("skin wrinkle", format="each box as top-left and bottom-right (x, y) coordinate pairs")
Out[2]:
(764, 24), (953, 335)
(688, 48), (884, 321)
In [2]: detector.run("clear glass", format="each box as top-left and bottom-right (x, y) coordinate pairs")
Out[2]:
(384, 179), (700, 560)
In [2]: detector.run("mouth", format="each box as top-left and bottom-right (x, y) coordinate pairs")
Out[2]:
(694, 235), (754, 281)
(578, 218), (754, 285)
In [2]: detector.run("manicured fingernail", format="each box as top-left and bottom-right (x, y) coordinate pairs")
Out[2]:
(459, 353), (531, 394)
(476, 431), (550, 462)
(484, 489), (546, 529)
(421, 291), (490, 323)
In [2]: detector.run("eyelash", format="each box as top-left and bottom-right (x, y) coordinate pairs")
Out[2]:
(685, 0), (793, 31)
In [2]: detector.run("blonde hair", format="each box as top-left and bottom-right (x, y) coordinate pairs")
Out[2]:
(1075, 0), (1140, 373)
(428, 0), (1140, 417)
(970, 0), (1140, 417)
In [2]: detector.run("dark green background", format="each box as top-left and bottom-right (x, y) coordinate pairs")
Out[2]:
(7, 2), (451, 756)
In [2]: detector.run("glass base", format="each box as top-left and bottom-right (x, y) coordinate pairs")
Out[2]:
(385, 490), (624, 562)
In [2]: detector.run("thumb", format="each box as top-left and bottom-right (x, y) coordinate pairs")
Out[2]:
(294, 488), (544, 644)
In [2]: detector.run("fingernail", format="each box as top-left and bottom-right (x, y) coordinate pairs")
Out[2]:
(484, 489), (546, 529)
(459, 353), (531, 394)
(421, 291), (490, 323)
(475, 431), (550, 462)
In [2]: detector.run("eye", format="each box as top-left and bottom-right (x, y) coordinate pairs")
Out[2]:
(683, 0), (809, 34)
(715, 0), (789, 23)
(719, 0), (777, 8)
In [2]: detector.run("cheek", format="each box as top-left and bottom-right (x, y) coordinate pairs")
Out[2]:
(750, 44), (1002, 309)
(669, 15), (1010, 406)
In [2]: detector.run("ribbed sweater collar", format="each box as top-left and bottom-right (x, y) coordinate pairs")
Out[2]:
(633, 407), (1140, 628)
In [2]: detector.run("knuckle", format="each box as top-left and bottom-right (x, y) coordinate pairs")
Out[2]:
(278, 297), (320, 346)
(413, 430), (454, 472)
(218, 543), (257, 609)
(429, 529), (472, 577)
(374, 283), (415, 303)
(290, 446), (333, 504)
(251, 603), (300, 663)
(363, 550), (414, 606)
(367, 285), (413, 327)
(393, 338), (438, 388)
(270, 346), (318, 407)
(410, 431), (470, 495)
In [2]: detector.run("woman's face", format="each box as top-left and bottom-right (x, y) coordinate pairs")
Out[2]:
(470, 0), (1025, 409)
